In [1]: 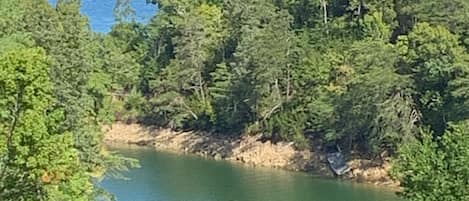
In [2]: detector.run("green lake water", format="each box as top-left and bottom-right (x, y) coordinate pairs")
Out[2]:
(99, 144), (402, 201)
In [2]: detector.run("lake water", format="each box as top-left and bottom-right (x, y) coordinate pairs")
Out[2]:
(99, 144), (402, 201)
(48, 0), (157, 33)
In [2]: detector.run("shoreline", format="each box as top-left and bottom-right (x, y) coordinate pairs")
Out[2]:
(103, 122), (400, 188)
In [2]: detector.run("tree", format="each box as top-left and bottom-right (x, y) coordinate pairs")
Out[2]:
(450, 70), (469, 119)
(392, 122), (469, 201)
(147, 2), (226, 129)
(16, 0), (136, 182)
(395, 0), (469, 50)
(0, 47), (94, 201)
(0, 0), (26, 37)
(114, 0), (136, 22)
(275, 0), (322, 29)
(230, 0), (296, 134)
(265, 34), (332, 145)
(398, 23), (469, 135)
(208, 63), (242, 132)
(330, 39), (417, 155)
(129, 0), (469, 165)
(170, 3), (225, 114)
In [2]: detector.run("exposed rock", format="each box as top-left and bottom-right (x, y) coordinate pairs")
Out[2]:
(104, 122), (399, 187)
(213, 153), (222, 160)
(346, 159), (400, 187)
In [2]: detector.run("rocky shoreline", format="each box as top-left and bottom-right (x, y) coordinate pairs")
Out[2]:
(104, 123), (399, 188)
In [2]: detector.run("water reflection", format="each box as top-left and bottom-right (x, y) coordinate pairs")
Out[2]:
(100, 144), (401, 201)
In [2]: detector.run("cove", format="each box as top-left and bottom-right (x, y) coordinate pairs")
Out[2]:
(99, 144), (402, 201)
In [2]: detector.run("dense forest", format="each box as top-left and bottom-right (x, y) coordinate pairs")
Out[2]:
(0, 0), (468, 200)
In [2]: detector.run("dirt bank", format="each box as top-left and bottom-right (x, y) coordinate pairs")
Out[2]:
(104, 123), (399, 187)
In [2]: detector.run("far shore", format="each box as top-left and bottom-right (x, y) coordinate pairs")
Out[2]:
(104, 122), (401, 189)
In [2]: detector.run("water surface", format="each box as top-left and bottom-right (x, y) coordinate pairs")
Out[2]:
(48, 0), (157, 32)
(100, 144), (402, 201)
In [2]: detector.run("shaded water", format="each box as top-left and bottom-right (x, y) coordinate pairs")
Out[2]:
(100, 144), (402, 201)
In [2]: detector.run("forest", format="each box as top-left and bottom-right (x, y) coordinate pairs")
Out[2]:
(0, 0), (468, 200)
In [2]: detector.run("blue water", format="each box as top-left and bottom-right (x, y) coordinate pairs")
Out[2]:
(48, 0), (157, 33)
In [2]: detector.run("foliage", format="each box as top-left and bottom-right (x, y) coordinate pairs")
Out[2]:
(0, 47), (94, 200)
(92, 0), (469, 199)
(330, 40), (417, 154)
(122, 0), (469, 157)
(0, 0), (25, 37)
(398, 22), (469, 135)
(114, 0), (136, 22)
(0, 0), (140, 200)
(396, 0), (469, 49)
(392, 122), (469, 201)
(2, 0), (469, 199)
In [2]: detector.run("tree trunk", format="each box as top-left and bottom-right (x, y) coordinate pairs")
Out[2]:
(0, 90), (23, 187)
(321, 0), (329, 33)
(199, 71), (206, 106)
(286, 38), (292, 101)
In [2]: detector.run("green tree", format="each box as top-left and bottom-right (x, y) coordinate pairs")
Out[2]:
(147, 2), (226, 128)
(396, 0), (469, 50)
(0, 47), (94, 201)
(230, 0), (296, 134)
(0, 0), (26, 37)
(208, 63), (241, 132)
(265, 34), (332, 145)
(130, 0), (469, 168)
(276, 0), (322, 29)
(330, 39), (417, 155)
(398, 23), (469, 135)
(114, 0), (136, 22)
(392, 122), (469, 201)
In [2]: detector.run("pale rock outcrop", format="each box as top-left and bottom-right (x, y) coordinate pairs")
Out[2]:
(104, 122), (398, 187)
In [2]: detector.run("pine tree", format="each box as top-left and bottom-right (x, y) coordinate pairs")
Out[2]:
(147, 2), (226, 128)
(331, 39), (416, 154)
(230, 0), (296, 132)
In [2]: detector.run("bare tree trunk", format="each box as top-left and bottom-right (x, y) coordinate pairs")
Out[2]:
(286, 37), (292, 101)
(199, 71), (206, 106)
(358, 2), (362, 16)
(287, 65), (291, 101)
(321, 0), (328, 29)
